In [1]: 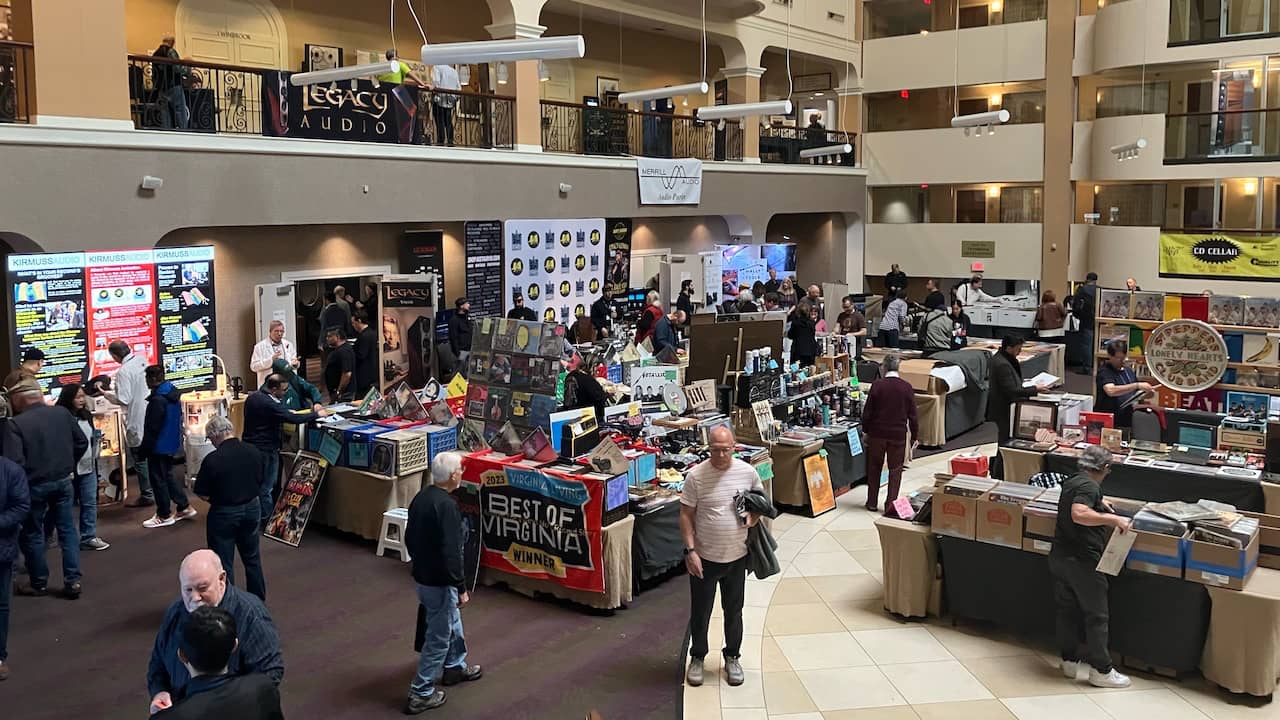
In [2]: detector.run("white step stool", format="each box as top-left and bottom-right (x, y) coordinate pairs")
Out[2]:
(376, 508), (411, 562)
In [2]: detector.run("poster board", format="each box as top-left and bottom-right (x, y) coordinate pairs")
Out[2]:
(605, 218), (633, 298)
(504, 218), (607, 325)
(686, 313), (785, 384)
(7, 246), (217, 392)
(464, 221), (504, 318)
(465, 318), (562, 440)
(803, 452), (836, 518)
(378, 277), (435, 392)
(264, 453), (328, 547)
(398, 230), (445, 309)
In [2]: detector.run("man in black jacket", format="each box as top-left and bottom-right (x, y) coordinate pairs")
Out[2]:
(403, 451), (482, 714)
(505, 293), (537, 321)
(448, 298), (474, 374)
(10, 379), (88, 598)
(154, 606), (284, 720)
(243, 375), (323, 527)
(1069, 273), (1098, 374)
(590, 286), (614, 338)
(351, 311), (379, 399)
(987, 335), (1050, 479)
(195, 416), (267, 601)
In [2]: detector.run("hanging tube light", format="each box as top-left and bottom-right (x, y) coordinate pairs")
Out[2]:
(799, 143), (854, 159)
(420, 36), (585, 66)
(290, 61), (400, 87)
(697, 100), (793, 122)
(618, 81), (709, 105)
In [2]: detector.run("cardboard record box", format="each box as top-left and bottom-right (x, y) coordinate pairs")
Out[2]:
(368, 428), (431, 478)
(1022, 485), (1060, 555)
(1242, 510), (1280, 570)
(931, 475), (998, 540)
(975, 483), (1043, 549)
(1185, 529), (1259, 591)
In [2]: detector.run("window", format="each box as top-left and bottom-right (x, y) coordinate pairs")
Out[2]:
(1095, 83), (1170, 118)
(1093, 184), (1167, 226)
(1000, 187), (1044, 222)
(1004, 91), (1046, 123)
(957, 190), (988, 222)
(959, 5), (991, 28)
(872, 187), (928, 223)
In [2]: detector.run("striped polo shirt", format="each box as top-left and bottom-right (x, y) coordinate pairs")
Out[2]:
(681, 458), (764, 563)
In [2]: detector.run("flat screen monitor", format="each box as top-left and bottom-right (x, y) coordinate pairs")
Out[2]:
(1178, 422), (1216, 449)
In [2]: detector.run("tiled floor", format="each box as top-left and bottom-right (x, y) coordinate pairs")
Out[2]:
(682, 444), (1277, 719)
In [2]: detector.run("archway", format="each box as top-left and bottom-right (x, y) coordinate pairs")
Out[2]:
(175, 0), (287, 68)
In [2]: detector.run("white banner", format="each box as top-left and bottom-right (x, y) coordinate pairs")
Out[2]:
(503, 219), (607, 325)
(637, 158), (703, 205)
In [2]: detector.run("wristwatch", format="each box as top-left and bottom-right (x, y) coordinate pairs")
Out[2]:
(683, 547), (696, 556)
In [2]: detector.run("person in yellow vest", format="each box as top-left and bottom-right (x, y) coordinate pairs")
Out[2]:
(377, 49), (428, 87)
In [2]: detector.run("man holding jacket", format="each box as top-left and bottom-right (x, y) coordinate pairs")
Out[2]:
(140, 366), (197, 529)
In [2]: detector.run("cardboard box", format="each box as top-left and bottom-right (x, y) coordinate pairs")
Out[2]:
(931, 476), (997, 540)
(1185, 531), (1260, 591)
(899, 359), (949, 395)
(1022, 510), (1056, 555)
(1242, 510), (1280, 570)
(1124, 530), (1187, 579)
(976, 483), (1043, 549)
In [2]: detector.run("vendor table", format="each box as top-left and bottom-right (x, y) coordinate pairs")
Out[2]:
(1202, 568), (1280, 696)
(874, 517), (940, 618)
(308, 460), (424, 541)
(631, 501), (683, 588)
(819, 431), (868, 490)
(481, 515), (635, 611)
(937, 535), (1211, 674)
(1044, 453), (1266, 512)
(913, 394), (946, 447)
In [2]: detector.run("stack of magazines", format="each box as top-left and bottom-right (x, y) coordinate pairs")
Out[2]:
(943, 475), (998, 498)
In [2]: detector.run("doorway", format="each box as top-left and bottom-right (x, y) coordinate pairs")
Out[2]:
(1182, 185), (1217, 228)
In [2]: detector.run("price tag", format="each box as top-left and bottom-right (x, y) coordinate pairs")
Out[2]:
(846, 428), (863, 456)
(755, 462), (774, 481)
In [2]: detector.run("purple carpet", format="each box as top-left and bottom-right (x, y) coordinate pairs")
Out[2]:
(5, 496), (686, 719)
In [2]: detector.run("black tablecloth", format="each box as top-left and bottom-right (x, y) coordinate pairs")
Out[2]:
(938, 536), (1210, 672)
(822, 432), (867, 490)
(631, 501), (684, 587)
(1045, 453), (1265, 511)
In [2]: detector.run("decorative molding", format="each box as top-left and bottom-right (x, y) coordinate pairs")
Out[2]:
(484, 22), (547, 40)
(34, 116), (136, 131)
(720, 66), (767, 80)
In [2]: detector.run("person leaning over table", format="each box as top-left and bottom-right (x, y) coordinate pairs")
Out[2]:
(986, 334), (1051, 479)
(1050, 444), (1132, 689)
(244, 373), (325, 527)
(1095, 340), (1154, 430)
(266, 358), (323, 412)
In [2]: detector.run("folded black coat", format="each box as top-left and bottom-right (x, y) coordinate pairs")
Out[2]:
(743, 490), (781, 580)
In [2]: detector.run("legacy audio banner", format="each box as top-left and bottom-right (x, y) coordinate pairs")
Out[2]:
(605, 218), (633, 297)
(263, 72), (421, 144)
(637, 157), (702, 205)
(1160, 233), (1280, 281)
(464, 221), (504, 318)
(8, 247), (217, 392)
(503, 219), (607, 325)
(399, 230), (446, 308)
(379, 279), (435, 391)
(479, 466), (605, 592)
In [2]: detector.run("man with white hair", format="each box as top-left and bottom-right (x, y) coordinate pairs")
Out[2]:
(193, 416), (266, 601)
(249, 320), (298, 388)
(681, 426), (764, 688)
(403, 452), (482, 714)
(147, 550), (283, 715)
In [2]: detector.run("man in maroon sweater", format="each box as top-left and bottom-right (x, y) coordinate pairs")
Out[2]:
(861, 354), (918, 513)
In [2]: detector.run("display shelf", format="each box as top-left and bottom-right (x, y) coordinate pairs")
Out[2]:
(1094, 352), (1280, 371)
(1214, 383), (1280, 396)
(1098, 317), (1280, 334)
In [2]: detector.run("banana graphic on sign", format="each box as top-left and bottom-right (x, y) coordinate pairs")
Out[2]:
(1247, 337), (1274, 363)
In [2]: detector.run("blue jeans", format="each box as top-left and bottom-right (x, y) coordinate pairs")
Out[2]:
(409, 584), (468, 698)
(163, 85), (189, 129)
(256, 448), (280, 527)
(130, 445), (153, 501)
(0, 560), (10, 661)
(19, 478), (81, 588)
(73, 471), (98, 540)
(207, 500), (266, 601)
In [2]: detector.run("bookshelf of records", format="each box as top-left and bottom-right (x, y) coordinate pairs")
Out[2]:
(461, 317), (565, 450)
(1094, 289), (1280, 415)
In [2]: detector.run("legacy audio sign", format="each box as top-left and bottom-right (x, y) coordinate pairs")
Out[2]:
(263, 72), (421, 144)
(7, 246), (217, 392)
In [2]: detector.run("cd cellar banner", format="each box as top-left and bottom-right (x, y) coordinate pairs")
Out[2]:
(1159, 233), (1280, 281)
(7, 246), (217, 392)
(503, 219), (607, 325)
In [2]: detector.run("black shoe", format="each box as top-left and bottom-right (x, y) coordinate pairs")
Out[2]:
(442, 665), (483, 686)
(61, 582), (82, 600)
(15, 583), (47, 597)
(404, 690), (447, 714)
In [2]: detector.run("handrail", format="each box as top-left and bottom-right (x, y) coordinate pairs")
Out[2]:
(539, 98), (711, 123)
(0, 40), (34, 50)
(1165, 108), (1280, 119)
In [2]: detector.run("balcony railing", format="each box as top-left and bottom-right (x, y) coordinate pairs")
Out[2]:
(1169, 0), (1280, 44)
(0, 40), (35, 124)
(1164, 109), (1280, 163)
(760, 127), (858, 166)
(864, 0), (1046, 39)
(127, 54), (513, 150)
(539, 100), (743, 161)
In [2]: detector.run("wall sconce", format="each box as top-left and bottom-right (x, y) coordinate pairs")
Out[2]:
(990, 94), (1002, 106)
(1244, 180), (1258, 195)
(988, 186), (1001, 198)
(991, 1), (1003, 11)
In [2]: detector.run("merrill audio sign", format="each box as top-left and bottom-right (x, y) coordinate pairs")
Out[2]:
(637, 158), (703, 205)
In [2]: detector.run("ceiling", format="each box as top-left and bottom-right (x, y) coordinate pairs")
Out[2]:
(544, 0), (765, 35)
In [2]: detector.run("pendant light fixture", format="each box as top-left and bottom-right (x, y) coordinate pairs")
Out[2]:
(291, 61), (400, 87)
(421, 36), (584, 66)
(697, 0), (795, 124)
(1113, 0), (1150, 160)
(619, 0), (710, 105)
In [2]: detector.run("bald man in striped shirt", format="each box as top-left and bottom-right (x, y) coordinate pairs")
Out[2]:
(681, 426), (764, 689)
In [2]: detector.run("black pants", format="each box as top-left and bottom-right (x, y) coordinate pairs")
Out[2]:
(878, 329), (900, 348)
(148, 454), (189, 520)
(433, 103), (455, 146)
(1048, 552), (1112, 673)
(207, 500), (266, 601)
(990, 417), (1012, 480)
(688, 555), (747, 660)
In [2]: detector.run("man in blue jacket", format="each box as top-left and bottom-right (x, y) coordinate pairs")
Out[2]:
(243, 374), (324, 526)
(141, 365), (197, 529)
(0, 393), (31, 681)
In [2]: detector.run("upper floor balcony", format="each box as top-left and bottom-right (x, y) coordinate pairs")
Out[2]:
(1085, 0), (1280, 74)
(0, 40), (33, 124)
(861, 16), (1046, 92)
(1168, 0), (1280, 46)
(1073, 112), (1280, 181)
(863, 0), (1047, 39)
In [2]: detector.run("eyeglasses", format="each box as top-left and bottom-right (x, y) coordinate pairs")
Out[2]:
(709, 447), (734, 455)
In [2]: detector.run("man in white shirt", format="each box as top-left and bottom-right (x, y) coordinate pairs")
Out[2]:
(249, 321), (299, 388)
(680, 426), (764, 689)
(105, 340), (153, 506)
(956, 275), (998, 306)
(429, 64), (461, 146)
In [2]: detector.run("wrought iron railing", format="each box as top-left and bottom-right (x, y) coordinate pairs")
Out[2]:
(539, 100), (743, 160)
(127, 54), (265, 134)
(0, 40), (35, 124)
(759, 127), (858, 166)
(1164, 109), (1280, 163)
(415, 87), (514, 149)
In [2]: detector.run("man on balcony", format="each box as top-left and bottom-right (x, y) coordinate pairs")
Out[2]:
(153, 35), (190, 130)
(376, 49), (428, 88)
(429, 63), (461, 147)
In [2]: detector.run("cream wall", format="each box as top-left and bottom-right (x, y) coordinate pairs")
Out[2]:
(864, 123), (1045, 185)
(1091, 0), (1280, 74)
(631, 216), (731, 255)
(865, 223), (1043, 280)
(1075, 114), (1280, 183)
(860, 21), (1046, 93)
(1086, 225), (1280, 296)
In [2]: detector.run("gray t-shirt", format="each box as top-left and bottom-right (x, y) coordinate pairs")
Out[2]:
(681, 458), (764, 563)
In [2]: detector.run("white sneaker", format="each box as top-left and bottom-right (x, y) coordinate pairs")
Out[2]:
(80, 537), (111, 551)
(177, 507), (199, 521)
(142, 515), (176, 529)
(1088, 668), (1131, 689)
(1061, 660), (1080, 680)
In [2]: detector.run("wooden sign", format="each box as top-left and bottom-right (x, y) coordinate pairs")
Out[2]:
(803, 452), (836, 518)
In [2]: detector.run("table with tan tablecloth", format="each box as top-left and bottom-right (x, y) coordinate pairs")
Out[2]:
(480, 515), (635, 610)
(913, 393), (945, 448)
(308, 460), (424, 541)
(999, 447), (1045, 484)
(1201, 567), (1280, 696)
(875, 517), (940, 618)
(1266, 481), (1280, 515)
